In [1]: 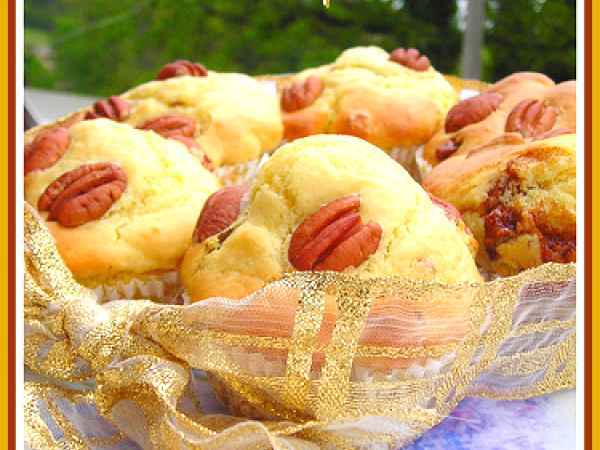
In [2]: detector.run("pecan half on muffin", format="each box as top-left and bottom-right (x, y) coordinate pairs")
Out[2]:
(181, 134), (481, 302)
(83, 65), (283, 167)
(423, 133), (576, 276)
(421, 72), (576, 175)
(24, 119), (221, 302)
(279, 46), (458, 176)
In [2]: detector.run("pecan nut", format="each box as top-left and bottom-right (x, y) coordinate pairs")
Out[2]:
(57, 111), (86, 129)
(534, 127), (574, 141)
(156, 60), (208, 80)
(24, 127), (70, 176)
(281, 75), (324, 112)
(389, 47), (431, 71)
(169, 134), (198, 150)
(200, 154), (216, 172)
(38, 163), (127, 227)
(85, 96), (131, 121)
(138, 115), (196, 139)
(505, 99), (557, 138)
(445, 92), (503, 133)
(192, 185), (249, 243)
(435, 139), (460, 161)
(288, 195), (382, 271)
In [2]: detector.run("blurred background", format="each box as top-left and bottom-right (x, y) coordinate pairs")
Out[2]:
(25, 0), (575, 107)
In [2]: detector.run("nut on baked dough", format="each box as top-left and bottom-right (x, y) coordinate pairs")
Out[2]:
(25, 119), (221, 291)
(192, 185), (248, 244)
(423, 73), (576, 170)
(280, 46), (458, 167)
(423, 133), (576, 276)
(444, 92), (503, 133)
(288, 195), (382, 271)
(38, 162), (127, 227)
(181, 134), (482, 302)
(281, 75), (325, 112)
(120, 74), (283, 166)
(389, 47), (431, 71)
(24, 127), (70, 176)
(156, 59), (208, 80)
(85, 96), (131, 121)
(138, 114), (197, 139)
(505, 99), (557, 138)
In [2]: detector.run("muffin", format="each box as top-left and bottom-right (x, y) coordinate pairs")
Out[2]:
(279, 46), (458, 175)
(191, 273), (478, 420)
(181, 134), (481, 302)
(83, 60), (283, 167)
(421, 72), (576, 174)
(24, 118), (221, 301)
(423, 133), (576, 276)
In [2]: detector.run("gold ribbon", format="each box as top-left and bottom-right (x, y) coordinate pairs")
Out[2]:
(24, 202), (576, 449)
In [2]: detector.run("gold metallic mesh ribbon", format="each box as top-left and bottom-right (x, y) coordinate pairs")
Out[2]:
(24, 202), (575, 449)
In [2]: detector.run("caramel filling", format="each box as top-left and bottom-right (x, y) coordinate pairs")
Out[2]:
(482, 162), (575, 264)
(535, 221), (576, 264)
(483, 164), (522, 259)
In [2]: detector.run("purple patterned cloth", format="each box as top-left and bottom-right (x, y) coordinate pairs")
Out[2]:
(404, 391), (575, 450)
(25, 369), (575, 449)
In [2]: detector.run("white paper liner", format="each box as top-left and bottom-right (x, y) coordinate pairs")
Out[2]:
(91, 270), (181, 304)
(389, 146), (421, 181)
(415, 146), (433, 181)
(413, 87), (481, 182)
(215, 152), (272, 187)
(208, 348), (458, 421)
(225, 346), (457, 382)
(460, 88), (481, 101)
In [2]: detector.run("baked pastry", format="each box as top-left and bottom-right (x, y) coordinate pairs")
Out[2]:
(84, 61), (283, 167)
(279, 46), (458, 174)
(421, 73), (576, 174)
(423, 133), (576, 276)
(181, 134), (481, 302)
(24, 118), (221, 301)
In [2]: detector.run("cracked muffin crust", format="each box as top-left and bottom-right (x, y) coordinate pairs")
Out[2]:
(422, 72), (576, 172)
(181, 134), (481, 302)
(25, 119), (221, 300)
(423, 133), (576, 276)
(279, 46), (458, 173)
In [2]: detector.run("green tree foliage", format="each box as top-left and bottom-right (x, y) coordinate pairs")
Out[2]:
(25, 0), (575, 96)
(24, 53), (56, 89)
(27, 0), (461, 96)
(25, 0), (57, 31)
(485, 0), (576, 82)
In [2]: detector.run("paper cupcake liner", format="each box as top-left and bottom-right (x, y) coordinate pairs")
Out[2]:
(389, 146), (422, 181)
(215, 143), (425, 187)
(208, 348), (456, 420)
(215, 152), (272, 187)
(415, 146), (433, 181)
(91, 270), (182, 304)
(226, 346), (456, 381)
(208, 372), (276, 420)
